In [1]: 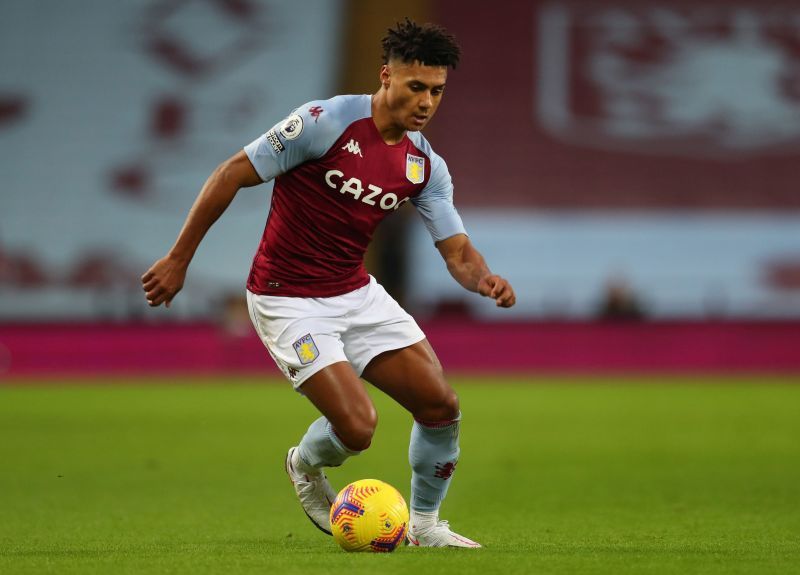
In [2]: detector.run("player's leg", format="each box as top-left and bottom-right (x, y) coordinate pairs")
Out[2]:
(361, 340), (481, 548)
(297, 360), (378, 464)
(246, 290), (376, 535)
(285, 361), (377, 535)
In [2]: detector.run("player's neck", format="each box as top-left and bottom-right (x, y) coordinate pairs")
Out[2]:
(371, 92), (406, 145)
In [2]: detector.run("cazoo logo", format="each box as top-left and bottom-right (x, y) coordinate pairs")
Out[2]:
(324, 170), (411, 211)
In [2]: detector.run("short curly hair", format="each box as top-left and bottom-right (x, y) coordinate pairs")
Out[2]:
(382, 18), (461, 69)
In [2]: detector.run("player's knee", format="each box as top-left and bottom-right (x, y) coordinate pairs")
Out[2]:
(337, 406), (378, 451)
(438, 388), (460, 420)
(416, 387), (460, 423)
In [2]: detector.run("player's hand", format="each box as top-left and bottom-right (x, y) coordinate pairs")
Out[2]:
(141, 255), (188, 308)
(477, 274), (516, 308)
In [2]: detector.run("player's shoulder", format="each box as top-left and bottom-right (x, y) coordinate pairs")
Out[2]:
(408, 131), (448, 175)
(292, 94), (371, 133)
(272, 94), (371, 159)
(407, 130), (435, 157)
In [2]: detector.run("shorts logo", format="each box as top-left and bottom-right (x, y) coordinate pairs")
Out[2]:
(279, 114), (304, 140)
(293, 334), (319, 365)
(266, 129), (284, 153)
(406, 154), (425, 184)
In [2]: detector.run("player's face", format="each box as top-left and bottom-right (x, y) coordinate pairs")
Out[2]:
(382, 60), (447, 132)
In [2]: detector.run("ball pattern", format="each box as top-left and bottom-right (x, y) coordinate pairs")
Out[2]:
(329, 479), (409, 552)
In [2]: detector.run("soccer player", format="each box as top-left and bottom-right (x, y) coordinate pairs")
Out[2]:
(141, 20), (515, 548)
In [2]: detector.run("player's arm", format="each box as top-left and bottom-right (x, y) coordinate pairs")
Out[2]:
(141, 150), (261, 308)
(411, 148), (515, 308)
(436, 234), (516, 308)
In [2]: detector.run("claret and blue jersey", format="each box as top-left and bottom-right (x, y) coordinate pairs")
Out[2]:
(244, 94), (466, 298)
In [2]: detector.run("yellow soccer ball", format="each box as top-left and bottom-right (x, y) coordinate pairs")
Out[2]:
(329, 479), (409, 552)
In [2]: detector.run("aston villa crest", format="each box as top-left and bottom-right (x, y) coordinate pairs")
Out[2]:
(293, 334), (319, 365)
(406, 154), (425, 184)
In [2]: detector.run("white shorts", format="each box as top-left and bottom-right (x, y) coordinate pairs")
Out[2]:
(246, 276), (426, 389)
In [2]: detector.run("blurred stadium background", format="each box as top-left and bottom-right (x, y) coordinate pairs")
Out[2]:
(1, 0), (799, 378)
(2, 2), (800, 573)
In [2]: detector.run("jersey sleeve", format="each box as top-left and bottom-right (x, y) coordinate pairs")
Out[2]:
(243, 100), (339, 182)
(411, 152), (467, 242)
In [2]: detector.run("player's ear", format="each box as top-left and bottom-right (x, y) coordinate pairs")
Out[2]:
(380, 64), (391, 89)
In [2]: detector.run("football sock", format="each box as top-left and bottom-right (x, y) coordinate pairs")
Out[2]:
(408, 413), (461, 513)
(409, 509), (438, 531)
(297, 416), (360, 470)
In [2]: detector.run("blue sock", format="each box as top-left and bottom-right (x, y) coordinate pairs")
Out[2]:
(297, 416), (360, 469)
(408, 413), (461, 512)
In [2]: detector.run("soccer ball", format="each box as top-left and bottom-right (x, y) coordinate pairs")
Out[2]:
(329, 479), (409, 552)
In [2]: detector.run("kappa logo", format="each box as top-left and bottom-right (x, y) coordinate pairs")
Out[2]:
(309, 106), (324, 123)
(341, 139), (363, 157)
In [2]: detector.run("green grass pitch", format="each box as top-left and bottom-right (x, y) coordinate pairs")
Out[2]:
(1, 377), (799, 574)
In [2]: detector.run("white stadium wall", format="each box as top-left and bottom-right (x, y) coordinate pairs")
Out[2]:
(0, 0), (345, 320)
(412, 0), (800, 320)
(407, 211), (800, 320)
(2, 0), (800, 321)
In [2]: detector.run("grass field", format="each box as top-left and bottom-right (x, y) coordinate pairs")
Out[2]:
(1, 377), (799, 574)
